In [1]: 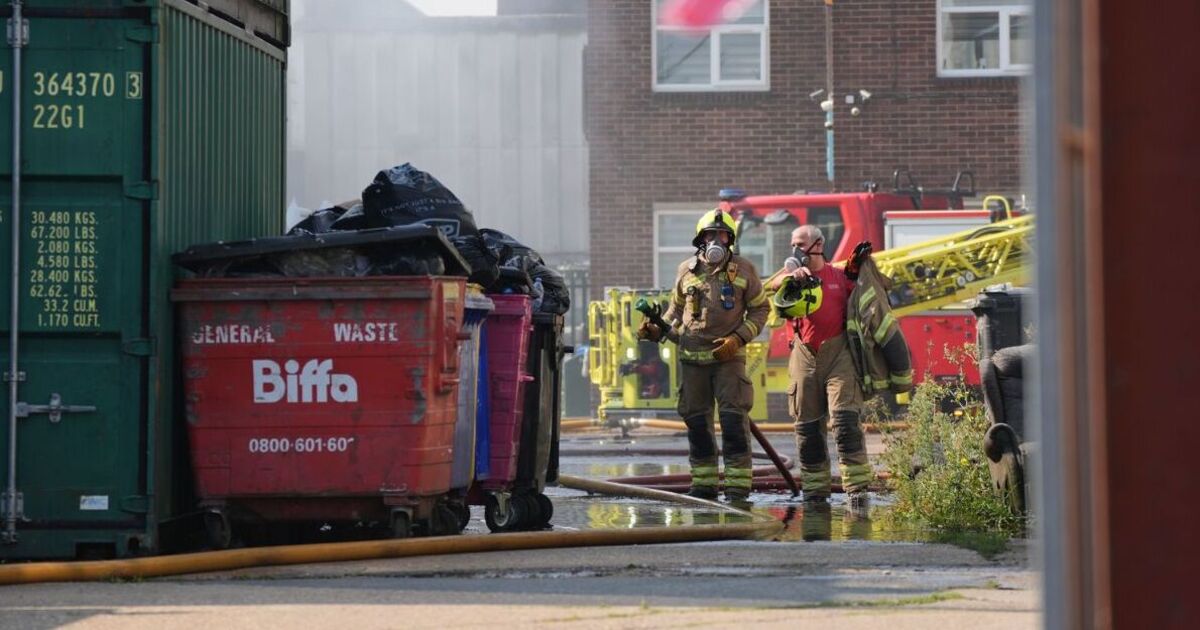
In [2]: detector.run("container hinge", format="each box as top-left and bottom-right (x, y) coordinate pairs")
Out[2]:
(16, 393), (97, 424)
(125, 181), (159, 200)
(7, 18), (29, 47)
(126, 25), (159, 44)
(120, 495), (150, 515)
(1, 491), (25, 524)
(122, 338), (156, 357)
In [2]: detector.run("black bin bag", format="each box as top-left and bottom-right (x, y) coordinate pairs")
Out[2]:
(479, 229), (570, 315)
(361, 163), (479, 238)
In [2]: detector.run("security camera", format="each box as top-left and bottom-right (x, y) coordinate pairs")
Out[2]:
(850, 106), (861, 117)
(858, 89), (872, 101)
(808, 88), (825, 101)
(824, 120), (834, 130)
(819, 99), (833, 113)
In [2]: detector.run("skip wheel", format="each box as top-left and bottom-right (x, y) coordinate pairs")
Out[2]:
(484, 495), (525, 532)
(534, 493), (554, 527)
(203, 510), (232, 550)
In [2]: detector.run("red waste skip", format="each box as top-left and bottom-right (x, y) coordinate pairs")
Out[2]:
(173, 276), (467, 545)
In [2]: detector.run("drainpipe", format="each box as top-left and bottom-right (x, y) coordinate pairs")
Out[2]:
(824, 0), (835, 187)
(4, 0), (26, 545)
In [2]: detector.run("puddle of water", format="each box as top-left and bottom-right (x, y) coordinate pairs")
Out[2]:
(542, 488), (931, 543)
(548, 435), (945, 543)
(550, 443), (924, 542)
(754, 495), (927, 543)
(557, 458), (691, 479)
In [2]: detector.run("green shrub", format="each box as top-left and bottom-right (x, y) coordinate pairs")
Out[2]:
(879, 379), (1024, 537)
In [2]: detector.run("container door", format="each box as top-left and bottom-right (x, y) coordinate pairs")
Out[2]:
(0, 16), (150, 558)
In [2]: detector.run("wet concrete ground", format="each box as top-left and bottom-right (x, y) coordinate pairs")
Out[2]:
(525, 429), (925, 543)
(0, 428), (1039, 628)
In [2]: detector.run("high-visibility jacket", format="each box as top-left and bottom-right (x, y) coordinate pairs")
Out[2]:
(663, 255), (769, 364)
(846, 256), (913, 397)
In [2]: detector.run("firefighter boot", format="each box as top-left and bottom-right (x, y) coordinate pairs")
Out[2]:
(832, 409), (873, 494)
(683, 414), (719, 499)
(718, 411), (753, 503)
(796, 417), (832, 502)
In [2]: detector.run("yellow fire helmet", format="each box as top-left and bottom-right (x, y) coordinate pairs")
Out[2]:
(691, 208), (738, 248)
(772, 276), (824, 319)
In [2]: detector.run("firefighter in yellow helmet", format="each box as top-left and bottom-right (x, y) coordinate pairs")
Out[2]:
(765, 224), (874, 513)
(638, 209), (769, 502)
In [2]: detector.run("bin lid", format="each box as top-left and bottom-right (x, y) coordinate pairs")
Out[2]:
(172, 225), (470, 277)
(969, 285), (1034, 313)
(464, 294), (495, 327)
(532, 312), (565, 326)
(466, 293), (495, 312)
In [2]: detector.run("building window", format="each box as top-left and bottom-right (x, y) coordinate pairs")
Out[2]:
(652, 0), (769, 92)
(938, 0), (1031, 77)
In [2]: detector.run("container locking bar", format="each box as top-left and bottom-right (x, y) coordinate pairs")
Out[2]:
(0, 491), (22, 521)
(6, 13), (27, 47)
(5, 0), (28, 546)
(15, 393), (97, 424)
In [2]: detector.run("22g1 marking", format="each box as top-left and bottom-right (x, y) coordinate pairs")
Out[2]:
(33, 104), (85, 129)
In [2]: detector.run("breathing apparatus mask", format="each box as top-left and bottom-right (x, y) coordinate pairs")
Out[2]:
(701, 232), (729, 265)
(784, 239), (823, 272)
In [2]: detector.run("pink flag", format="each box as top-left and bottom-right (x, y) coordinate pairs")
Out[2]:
(659, 0), (753, 30)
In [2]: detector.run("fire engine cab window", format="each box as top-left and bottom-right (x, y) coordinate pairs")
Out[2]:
(807, 207), (845, 260)
(734, 221), (768, 273)
(653, 0), (769, 92)
(938, 0), (1031, 77)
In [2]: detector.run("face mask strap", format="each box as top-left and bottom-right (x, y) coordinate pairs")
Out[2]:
(793, 238), (824, 261)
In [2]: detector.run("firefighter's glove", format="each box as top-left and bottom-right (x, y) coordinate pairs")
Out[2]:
(637, 321), (664, 343)
(845, 240), (873, 280)
(712, 336), (742, 362)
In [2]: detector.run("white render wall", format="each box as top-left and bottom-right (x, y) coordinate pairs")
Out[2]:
(287, 7), (588, 260)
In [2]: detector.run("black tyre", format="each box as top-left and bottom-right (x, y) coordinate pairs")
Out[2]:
(430, 504), (461, 536)
(515, 494), (540, 530)
(203, 510), (232, 550)
(391, 511), (412, 539)
(534, 493), (554, 528)
(984, 423), (1027, 515)
(484, 494), (525, 532)
(450, 502), (471, 532)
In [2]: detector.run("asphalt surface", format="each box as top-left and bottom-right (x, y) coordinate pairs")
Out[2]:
(1, 541), (1036, 629)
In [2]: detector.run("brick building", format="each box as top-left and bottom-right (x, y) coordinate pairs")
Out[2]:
(585, 0), (1028, 293)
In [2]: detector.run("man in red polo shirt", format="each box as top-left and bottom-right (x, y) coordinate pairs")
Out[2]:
(766, 225), (872, 511)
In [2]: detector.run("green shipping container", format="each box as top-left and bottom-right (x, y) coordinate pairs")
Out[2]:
(0, 0), (288, 559)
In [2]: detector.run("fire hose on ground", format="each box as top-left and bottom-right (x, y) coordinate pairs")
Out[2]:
(0, 475), (781, 586)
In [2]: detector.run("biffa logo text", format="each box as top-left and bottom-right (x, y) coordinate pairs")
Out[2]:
(252, 359), (359, 404)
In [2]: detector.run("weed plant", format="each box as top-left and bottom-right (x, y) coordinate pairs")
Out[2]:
(877, 352), (1025, 538)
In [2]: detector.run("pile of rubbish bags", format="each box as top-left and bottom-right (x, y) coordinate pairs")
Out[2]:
(176, 163), (569, 316)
